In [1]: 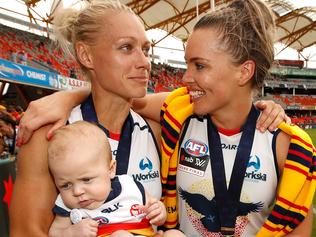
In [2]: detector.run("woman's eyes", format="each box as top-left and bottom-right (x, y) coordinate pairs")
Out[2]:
(119, 44), (150, 56)
(142, 46), (150, 56)
(120, 44), (132, 51)
(195, 63), (205, 70)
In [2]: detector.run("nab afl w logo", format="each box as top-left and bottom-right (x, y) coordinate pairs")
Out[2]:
(179, 139), (209, 176)
(139, 157), (153, 171)
(184, 139), (208, 157)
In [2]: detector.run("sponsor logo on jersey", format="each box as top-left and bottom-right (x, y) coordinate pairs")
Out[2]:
(179, 140), (210, 177)
(221, 143), (238, 150)
(184, 139), (208, 157)
(133, 157), (160, 182)
(94, 216), (109, 225)
(130, 204), (142, 216)
(139, 157), (153, 171)
(101, 202), (123, 214)
(245, 155), (267, 182)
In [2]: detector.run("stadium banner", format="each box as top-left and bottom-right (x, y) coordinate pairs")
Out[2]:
(0, 58), (89, 90)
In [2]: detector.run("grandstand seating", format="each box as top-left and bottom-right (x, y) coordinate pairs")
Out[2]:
(0, 23), (81, 79)
(0, 23), (186, 91)
(270, 94), (316, 107)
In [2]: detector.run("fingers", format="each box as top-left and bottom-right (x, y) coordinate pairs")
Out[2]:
(82, 218), (99, 234)
(255, 100), (286, 132)
(47, 120), (66, 140)
(144, 200), (166, 226)
(284, 114), (292, 125)
(16, 117), (37, 146)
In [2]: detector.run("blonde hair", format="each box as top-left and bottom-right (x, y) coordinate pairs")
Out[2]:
(48, 121), (111, 165)
(53, 0), (134, 75)
(194, 0), (275, 90)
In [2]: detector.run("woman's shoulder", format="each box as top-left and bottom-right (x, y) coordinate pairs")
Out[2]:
(19, 124), (54, 155)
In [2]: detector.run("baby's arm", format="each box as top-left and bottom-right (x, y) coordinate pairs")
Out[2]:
(140, 193), (167, 227)
(49, 215), (98, 237)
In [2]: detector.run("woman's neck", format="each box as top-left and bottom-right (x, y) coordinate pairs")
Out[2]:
(210, 101), (253, 130)
(92, 89), (132, 134)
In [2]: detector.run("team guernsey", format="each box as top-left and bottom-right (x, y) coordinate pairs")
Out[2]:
(68, 95), (161, 200)
(161, 87), (315, 236)
(176, 116), (279, 237)
(53, 175), (155, 236)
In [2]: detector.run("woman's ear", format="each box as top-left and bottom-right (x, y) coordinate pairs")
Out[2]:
(239, 60), (255, 86)
(76, 41), (93, 70)
(109, 159), (117, 179)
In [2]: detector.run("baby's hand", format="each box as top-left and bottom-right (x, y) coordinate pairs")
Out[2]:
(69, 218), (98, 237)
(140, 198), (167, 226)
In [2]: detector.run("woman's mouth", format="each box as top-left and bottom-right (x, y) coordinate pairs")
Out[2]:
(190, 90), (205, 100)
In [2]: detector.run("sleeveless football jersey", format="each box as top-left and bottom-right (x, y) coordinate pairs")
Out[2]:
(176, 116), (278, 237)
(53, 175), (155, 236)
(68, 96), (161, 199)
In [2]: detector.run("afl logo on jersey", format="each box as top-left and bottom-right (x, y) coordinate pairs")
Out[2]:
(184, 139), (208, 157)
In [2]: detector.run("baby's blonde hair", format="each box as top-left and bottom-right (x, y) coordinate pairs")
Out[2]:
(48, 121), (111, 167)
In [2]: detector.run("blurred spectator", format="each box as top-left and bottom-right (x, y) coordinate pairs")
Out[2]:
(0, 110), (16, 158)
(15, 106), (24, 121)
(18, 50), (27, 65)
(6, 105), (19, 122)
(9, 49), (18, 63)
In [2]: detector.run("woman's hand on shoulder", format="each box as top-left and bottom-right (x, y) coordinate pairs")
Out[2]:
(17, 87), (90, 146)
(254, 100), (291, 132)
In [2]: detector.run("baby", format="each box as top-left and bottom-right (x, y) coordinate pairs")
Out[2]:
(47, 121), (184, 237)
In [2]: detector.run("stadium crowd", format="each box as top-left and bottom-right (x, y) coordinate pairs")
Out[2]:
(0, 17), (316, 129)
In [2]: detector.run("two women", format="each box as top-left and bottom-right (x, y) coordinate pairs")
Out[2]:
(11, 0), (310, 236)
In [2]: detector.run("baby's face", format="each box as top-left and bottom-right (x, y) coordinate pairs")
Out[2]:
(52, 154), (113, 210)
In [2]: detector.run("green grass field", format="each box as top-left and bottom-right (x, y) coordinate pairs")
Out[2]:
(305, 129), (316, 237)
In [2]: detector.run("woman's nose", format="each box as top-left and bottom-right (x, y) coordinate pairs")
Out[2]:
(136, 50), (151, 71)
(182, 69), (195, 83)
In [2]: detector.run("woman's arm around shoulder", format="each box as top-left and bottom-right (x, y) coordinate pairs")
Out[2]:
(10, 125), (57, 237)
(17, 87), (90, 146)
(132, 92), (170, 123)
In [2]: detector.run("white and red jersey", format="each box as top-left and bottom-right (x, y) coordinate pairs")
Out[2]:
(68, 96), (161, 200)
(53, 175), (155, 236)
(176, 115), (279, 237)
